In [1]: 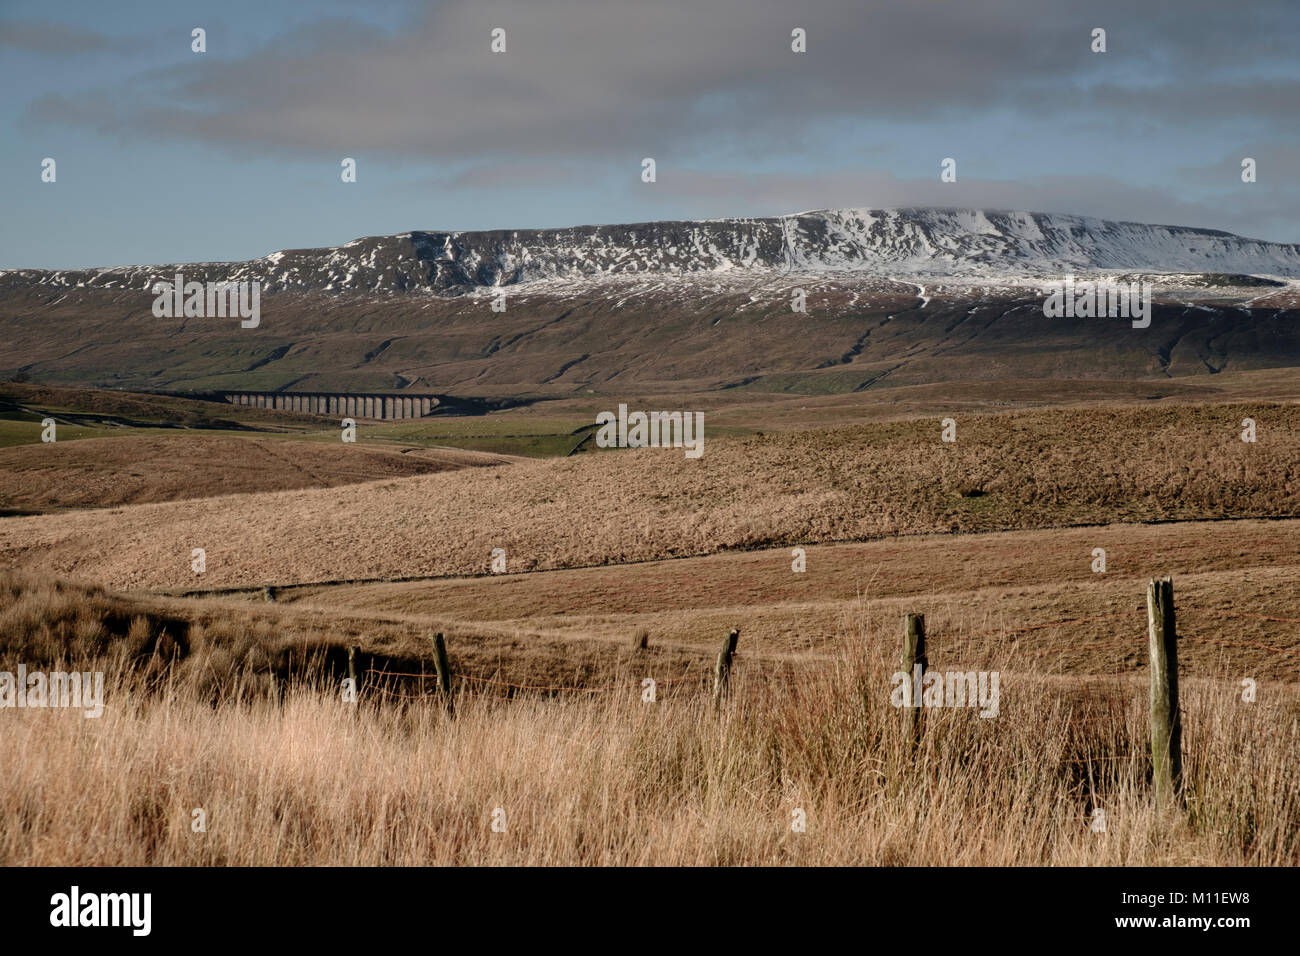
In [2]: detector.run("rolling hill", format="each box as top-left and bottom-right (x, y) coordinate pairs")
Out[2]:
(3, 401), (1297, 592)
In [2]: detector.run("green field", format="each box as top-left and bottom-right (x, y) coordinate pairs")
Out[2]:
(0, 416), (107, 448)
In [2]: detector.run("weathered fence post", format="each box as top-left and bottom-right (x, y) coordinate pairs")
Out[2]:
(633, 629), (649, 651)
(1147, 577), (1182, 805)
(347, 644), (360, 702)
(432, 632), (454, 716)
(713, 629), (740, 706)
(900, 613), (927, 745)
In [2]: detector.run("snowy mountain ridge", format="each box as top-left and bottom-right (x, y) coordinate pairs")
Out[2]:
(7, 208), (1300, 296)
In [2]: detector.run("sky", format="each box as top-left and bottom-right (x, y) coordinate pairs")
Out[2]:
(3, 0), (1299, 269)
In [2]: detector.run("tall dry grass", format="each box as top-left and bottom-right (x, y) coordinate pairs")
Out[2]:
(3, 595), (1296, 866)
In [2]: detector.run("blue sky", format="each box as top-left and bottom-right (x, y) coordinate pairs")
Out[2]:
(3, 0), (1299, 269)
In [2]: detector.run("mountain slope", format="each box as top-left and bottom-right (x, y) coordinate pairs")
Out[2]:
(1, 208), (1298, 393)
(5, 209), (1300, 296)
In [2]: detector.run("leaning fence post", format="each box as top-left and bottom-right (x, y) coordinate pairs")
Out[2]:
(1147, 577), (1182, 805)
(900, 613), (927, 745)
(432, 632), (454, 715)
(713, 629), (740, 706)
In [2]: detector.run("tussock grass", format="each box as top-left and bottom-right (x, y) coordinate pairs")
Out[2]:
(2, 581), (1296, 866)
(0, 573), (345, 704)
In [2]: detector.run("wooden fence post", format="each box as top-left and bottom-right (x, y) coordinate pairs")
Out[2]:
(901, 613), (927, 744)
(1147, 577), (1182, 804)
(633, 629), (648, 651)
(347, 644), (360, 702)
(713, 629), (740, 706)
(432, 632), (454, 716)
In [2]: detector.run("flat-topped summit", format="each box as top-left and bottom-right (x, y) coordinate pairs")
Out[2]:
(7, 209), (1300, 296)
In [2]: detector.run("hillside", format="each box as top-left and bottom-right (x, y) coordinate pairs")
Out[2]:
(2, 401), (1297, 591)
(2, 209), (1299, 394)
(0, 433), (514, 513)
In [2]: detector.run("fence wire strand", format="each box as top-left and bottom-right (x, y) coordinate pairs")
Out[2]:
(352, 601), (1297, 703)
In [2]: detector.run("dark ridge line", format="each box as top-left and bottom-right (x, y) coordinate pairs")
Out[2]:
(718, 376), (762, 390)
(243, 344), (292, 373)
(358, 337), (397, 365)
(851, 363), (906, 392)
(564, 429), (596, 457)
(542, 352), (590, 384)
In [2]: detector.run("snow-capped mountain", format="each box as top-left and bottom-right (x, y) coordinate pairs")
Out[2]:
(6, 209), (1300, 296)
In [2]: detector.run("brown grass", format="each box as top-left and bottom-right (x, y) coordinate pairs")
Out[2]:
(3, 395), (1298, 866)
(0, 433), (513, 512)
(281, 519), (1300, 683)
(2, 578), (1296, 866)
(0, 572), (702, 697)
(2, 400), (1298, 589)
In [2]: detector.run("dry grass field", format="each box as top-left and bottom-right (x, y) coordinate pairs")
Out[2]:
(2, 388), (1298, 866)
(278, 519), (1300, 683)
(0, 434), (516, 512)
(2, 400), (1296, 590)
(1, 572), (1296, 866)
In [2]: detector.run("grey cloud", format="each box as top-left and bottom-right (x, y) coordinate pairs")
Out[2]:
(22, 0), (1300, 158)
(0, 18), (115, 53)
(445, 162), (591, 189)
(1175, 145), (1300, 189)
(13, 0), (1300, 242)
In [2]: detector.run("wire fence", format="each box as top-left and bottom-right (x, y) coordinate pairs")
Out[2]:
(950, 605), (1298, 665)
(363, 664), (704, 701)
(350, 601), (1297, 705)
(338, 595), (1293, 808)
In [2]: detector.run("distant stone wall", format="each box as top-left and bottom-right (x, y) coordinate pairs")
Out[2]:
(222, 392), (438, 420)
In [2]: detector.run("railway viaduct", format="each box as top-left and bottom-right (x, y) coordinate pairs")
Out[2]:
(221, 392), (439, 420)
